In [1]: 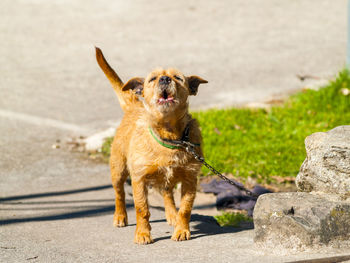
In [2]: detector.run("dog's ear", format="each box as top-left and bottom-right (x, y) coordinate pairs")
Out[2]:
(122, 77), (144, 95)
(187, 76), (208, 96)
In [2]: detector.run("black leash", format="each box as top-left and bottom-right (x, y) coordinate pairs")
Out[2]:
(179, 141), (259, 199)
(149, 123), (259, 199)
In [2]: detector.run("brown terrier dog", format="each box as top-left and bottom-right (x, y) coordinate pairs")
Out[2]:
(95, 47), (207, 244)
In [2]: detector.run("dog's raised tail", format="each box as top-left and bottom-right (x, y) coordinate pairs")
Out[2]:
(95, 47), (137, 111)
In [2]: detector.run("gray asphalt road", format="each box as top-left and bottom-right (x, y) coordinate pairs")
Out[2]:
(1, 0), (349, 262)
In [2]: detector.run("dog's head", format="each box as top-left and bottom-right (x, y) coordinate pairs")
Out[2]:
(122, 68), (207, 116)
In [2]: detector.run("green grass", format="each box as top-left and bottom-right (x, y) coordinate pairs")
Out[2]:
(101, 136), (113, 158)
(193, 70), (350, 183)
(214, 212), (253, 227)
(102, 69), (350, 183)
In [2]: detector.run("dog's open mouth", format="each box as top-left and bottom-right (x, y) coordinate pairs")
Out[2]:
(157, 90), (174, 104)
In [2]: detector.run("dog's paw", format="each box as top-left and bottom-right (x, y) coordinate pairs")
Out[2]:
(134, 232), (154, 245)
(165, 212), (177, 226)
(171, 228), (191, 241)
(113, 213), (128, 227)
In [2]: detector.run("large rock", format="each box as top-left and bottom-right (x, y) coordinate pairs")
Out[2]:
(254, 126), (350, 250)
(296, 125), (350, 198)
(253, 192), (350, 250)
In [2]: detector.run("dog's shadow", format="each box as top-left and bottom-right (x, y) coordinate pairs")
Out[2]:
(191, 213), (253, 239)
(152, 212), (253, 243)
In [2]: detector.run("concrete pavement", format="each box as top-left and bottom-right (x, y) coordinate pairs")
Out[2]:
(0, 123), (349, 262)
(1, 122), (349, 262)
(1, 0), (349, 262)
(0, 0), (347, 132)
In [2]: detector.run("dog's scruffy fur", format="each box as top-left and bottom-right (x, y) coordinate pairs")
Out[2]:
(95, 47), (207, 244)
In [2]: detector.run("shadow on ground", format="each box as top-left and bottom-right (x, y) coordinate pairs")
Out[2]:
(0, 184), (116, 225)
(0, 184), (252, 242)
(191, 214), (253, 240)
(151, 213), (253, 243)
(0, 185), (112, 202)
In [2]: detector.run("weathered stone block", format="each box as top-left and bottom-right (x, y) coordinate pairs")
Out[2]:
(296, 125), (350, 198)
(253, 192), (350, 250)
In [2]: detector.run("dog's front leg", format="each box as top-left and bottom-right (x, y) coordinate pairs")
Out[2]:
(171, 177), (196, 241)
(132, 179), (153, 244)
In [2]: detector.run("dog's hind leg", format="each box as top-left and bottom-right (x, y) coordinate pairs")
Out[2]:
(110, 151), (129, 227)
(162, 184), (177, 226)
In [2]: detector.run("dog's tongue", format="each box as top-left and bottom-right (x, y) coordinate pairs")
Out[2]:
(158, 97), (174, 103)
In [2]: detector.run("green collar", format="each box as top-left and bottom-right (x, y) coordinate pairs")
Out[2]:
(148, 127), (181, 149)
(148, 126), (200, 150)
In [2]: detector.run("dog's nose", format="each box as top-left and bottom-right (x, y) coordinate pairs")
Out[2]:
(159, 76), (171, 85)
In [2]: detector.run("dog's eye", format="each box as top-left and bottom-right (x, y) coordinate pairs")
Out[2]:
(174, 75), (183, 82)
(149, 76), (157, 82)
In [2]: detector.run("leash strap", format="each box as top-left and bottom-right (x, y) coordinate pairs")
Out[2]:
(183, 144), (259, 199)
(148, 123), (258, 198)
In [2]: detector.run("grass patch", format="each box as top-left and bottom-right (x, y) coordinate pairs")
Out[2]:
(102, 69), (350, 183)
(214, 211), (253, 227)
(101, 136), (113, 159)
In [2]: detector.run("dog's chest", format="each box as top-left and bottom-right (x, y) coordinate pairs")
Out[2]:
(156, 148), (191, 168)
(145, 150), (197, 186)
